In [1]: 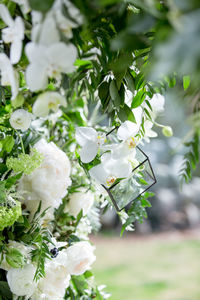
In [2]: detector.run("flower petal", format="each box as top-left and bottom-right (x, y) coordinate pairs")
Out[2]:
(33, 92), (66, 117)
(0, 53), (19, 99)
(0, 4), (14, 27)
(104, 157), (132, 179)
(47, 42), (77, 73)
(15, 17), (24, 40)
(117, 121), (139, 141)
(75, 127), (97, 146)
(38, 13), (60, 45)
(10, 39), (22, 64)
(80, 142), (98, 163)
(111, 143), (132, 160)
(26, 63), (48, 91)
(150, 93), (165, 114)
(89, 163), (108, 186)
(25, 42), (47, 64)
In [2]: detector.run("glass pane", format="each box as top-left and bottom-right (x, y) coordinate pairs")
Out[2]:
(109, 159), (155, 210)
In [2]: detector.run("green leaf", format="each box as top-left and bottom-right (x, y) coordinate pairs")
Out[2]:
(0, 182), (6, 204)
(120, 215), (135, 237)
(29, 0), (55, 13)
(68, 234), (80, 246)
(6, 248), (25, 268)
(138, 177), (148, 185)
(165, 76), (176, 88)
(141, 198), (152, 207)
(5, 173), (22, 189)
(183, 75), (190, 90)
(118, 104), (136, 123)
(84, 270), (93, 279)
(2, 136), (15, 153)
(109, 80), (121, 107)
(71, 275), (88, 293)
(131, 89), (146, 108)
(98, 81), (110, 108)
(125, 71), (135, 93)
(0, 281), (12, 300)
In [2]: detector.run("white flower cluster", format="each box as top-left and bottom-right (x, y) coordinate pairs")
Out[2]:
(4, 240), (96, 299)
(76, 93), (172, 188)
(1, 0), (80, 132)
(26, 0), (79, 92)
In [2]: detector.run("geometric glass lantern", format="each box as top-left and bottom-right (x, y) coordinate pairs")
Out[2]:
(101, 129), (156, 211)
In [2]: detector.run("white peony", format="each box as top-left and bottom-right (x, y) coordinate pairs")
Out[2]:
(32, 92), (66, 117)
(32, 251), (70, 300)
(18, 139), (71, 220)
(64, 189), (94, 217)
(7, 263), (37, 297)
(65, 241), (96, 275)
(9, 109), (32, 131)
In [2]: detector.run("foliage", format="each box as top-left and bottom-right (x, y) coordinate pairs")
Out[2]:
(0, 0), (199, 298)
(180, 132), (200, 183)
(120, 191), (154, 236)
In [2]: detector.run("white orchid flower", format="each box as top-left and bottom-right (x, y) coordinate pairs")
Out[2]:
(53, 0), (83, 39)
(149, 93), (165, 119)
(25, 42), (77, 91)
(11, 0), (30, 14)
(31, 0), (82, 44)
(76, 127), (106, 163)
(89, 153), (132, 188)
(143, 120), (157, 143)
(31, 12), (60, 46)
(0, 53), (19, 100)
(10, 109), (32, 131)
(108, 121), (139, 160)
(0, 4), (24, 64)
(32, 92), (66, 117)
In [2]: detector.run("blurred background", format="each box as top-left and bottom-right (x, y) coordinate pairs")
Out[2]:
(91, 91), (200, 300)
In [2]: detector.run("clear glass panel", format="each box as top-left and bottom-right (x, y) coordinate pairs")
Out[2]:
(109, 159), (155, 210)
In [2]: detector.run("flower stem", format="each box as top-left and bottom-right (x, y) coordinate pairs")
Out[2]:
(17, 131), (25, 154)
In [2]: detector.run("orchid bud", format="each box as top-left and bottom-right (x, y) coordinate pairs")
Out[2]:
(162, 126), (173, 137)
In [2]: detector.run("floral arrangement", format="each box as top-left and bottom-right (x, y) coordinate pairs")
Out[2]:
(0, 0), (197, 299)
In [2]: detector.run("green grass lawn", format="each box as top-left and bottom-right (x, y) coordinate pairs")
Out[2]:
(92, 232), (200, 300)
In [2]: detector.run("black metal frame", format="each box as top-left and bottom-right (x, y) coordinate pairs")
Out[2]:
(101, 146), (156, 211)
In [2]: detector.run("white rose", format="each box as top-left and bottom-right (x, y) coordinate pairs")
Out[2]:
(18, 139), (71, 219)
(9, 109), (32, 131)
(65, 241), (96, 275)
(33, 251), (70, 300)
(64, 190), (94, 217)
(7, 263), (37, 297)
